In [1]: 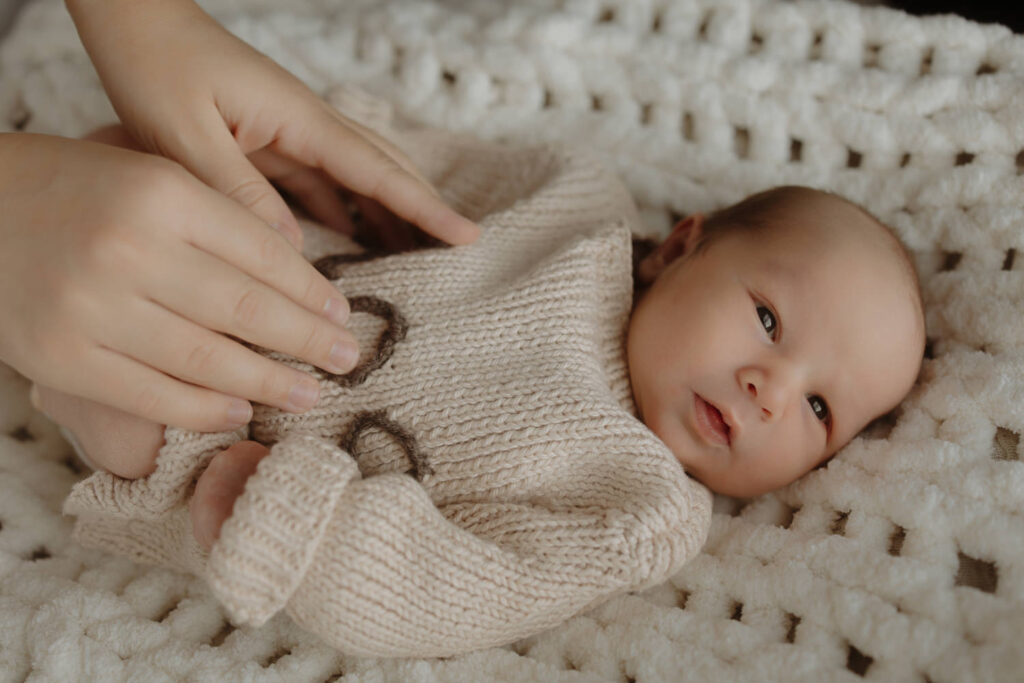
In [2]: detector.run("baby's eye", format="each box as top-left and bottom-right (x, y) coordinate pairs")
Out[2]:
(807, 394), (830, 423)
(756, 304), (778, 340)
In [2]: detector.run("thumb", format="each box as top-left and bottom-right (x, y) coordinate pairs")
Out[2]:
(163, 123), (304, 250)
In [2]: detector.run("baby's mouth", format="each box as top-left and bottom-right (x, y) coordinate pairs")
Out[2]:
(695, 394), (731, 446)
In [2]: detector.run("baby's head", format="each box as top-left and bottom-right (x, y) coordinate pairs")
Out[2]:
(627, 186), (925, 497)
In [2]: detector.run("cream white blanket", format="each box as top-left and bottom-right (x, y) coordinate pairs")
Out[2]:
(2, 0), (1023, 680)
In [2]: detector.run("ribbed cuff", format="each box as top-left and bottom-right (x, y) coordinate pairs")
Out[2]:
(205, 433), (360, 626)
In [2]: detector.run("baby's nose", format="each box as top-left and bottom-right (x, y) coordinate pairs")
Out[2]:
(738, 366), (795, 422)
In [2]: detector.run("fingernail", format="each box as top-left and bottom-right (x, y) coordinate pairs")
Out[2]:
(227, 400), (252, 426)
(288, 379), (320, 412)
(329, 341), (359, 374)
(324, 296), (350, 326)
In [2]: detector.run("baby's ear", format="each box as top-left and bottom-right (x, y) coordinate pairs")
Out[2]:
(637, 215), (705, 285)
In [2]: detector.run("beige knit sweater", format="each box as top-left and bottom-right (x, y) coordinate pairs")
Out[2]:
(63, 89), (712, 658)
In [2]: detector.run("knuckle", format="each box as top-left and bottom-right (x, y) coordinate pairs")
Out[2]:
(256, 366), (289, 405)
(232, 286), (265, 330)
(226, 176), (276, 214)
(132, 383), (164, 421)
(302, 274), (330, 318)
(132, 156), (190, 203)
(297, 322), (325, 361)
(183, 340), (221, 382)
(256, 229), (285, 272)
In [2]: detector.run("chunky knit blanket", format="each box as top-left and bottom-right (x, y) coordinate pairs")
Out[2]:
(2, 0), (1023, 680)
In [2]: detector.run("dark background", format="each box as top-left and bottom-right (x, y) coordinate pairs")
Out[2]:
(882, 1), (1023, 33)
(1, 2), (1022, 40)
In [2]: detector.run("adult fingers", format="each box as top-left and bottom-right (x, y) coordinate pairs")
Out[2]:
(173, 184), (353, 331)
(142, 238), (358, 379)
(330, 111), (438, 192)
(279, 109), (480, 246)
(249, 148), (355, 235)
(158, 108), (304, 250)
(108, 288), (339, 416)
(69, 343), (253, 433)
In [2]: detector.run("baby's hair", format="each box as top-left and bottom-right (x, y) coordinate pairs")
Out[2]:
(699, 186), (926, 359)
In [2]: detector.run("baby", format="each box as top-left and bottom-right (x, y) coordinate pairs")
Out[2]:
(40, 99), (924, 657)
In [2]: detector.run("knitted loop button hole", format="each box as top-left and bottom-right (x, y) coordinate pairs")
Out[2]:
(322, 296), (408, 388)
(313, 251), (385, 279)
(341, 409), (433, 481)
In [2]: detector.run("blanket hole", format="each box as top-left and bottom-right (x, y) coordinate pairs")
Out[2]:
(976, 63), (997, 75)
(591, 94), (604, 111)
(1016, 150), (1024, 175)
(863, 43), (880, 68)
(392, 47), (403, 77)
(8, 426), (34, 442)
(13, 113), (30, 131)
(955, 151), (975, 166)
(941, 252), (962, 271)
(993, 427), (1019, 461)
(810, 31), (824, 60)
(651, 12), (662, 32)
(442, 70), (456, 86)
(920, 47), (934, 75)
(261, 646), (291, 668)
(750, 33), (764, 54)
(640, 102), (653, 125)
(734, 127), (750, 159)
(830, 510), (850, 536)
(784, 613), (801, 643)
(900, 152), (912, 168)
(846, 149), (862, 168)
(779, 504), (800, 529)
(698, 12), (712, 40)
(888, 525), (907, 556)
(677, 589), (690, 609)
(28, 546), (50, 561)
(599, 8), (615, 23)
(209, 621), (236, 647)
(682, 112), (695, 141)
(153, 599), (180, 623)
(846, 644), (874, 676)
(789, 138), (803, 163)
(730, 601), (743, 621)
(955, 552), (998, 593)
(1002, 249), (1016, 271)
(924, 338), (935, 359)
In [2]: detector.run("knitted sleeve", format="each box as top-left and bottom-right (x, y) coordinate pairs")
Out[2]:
(206, 432), (708, 658)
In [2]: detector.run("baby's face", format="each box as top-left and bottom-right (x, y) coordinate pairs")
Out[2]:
(627, 200), (923, 497)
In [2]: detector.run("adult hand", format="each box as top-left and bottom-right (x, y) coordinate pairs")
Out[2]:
(65, 0), (479, 251)
(0, 133), (363, 432)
